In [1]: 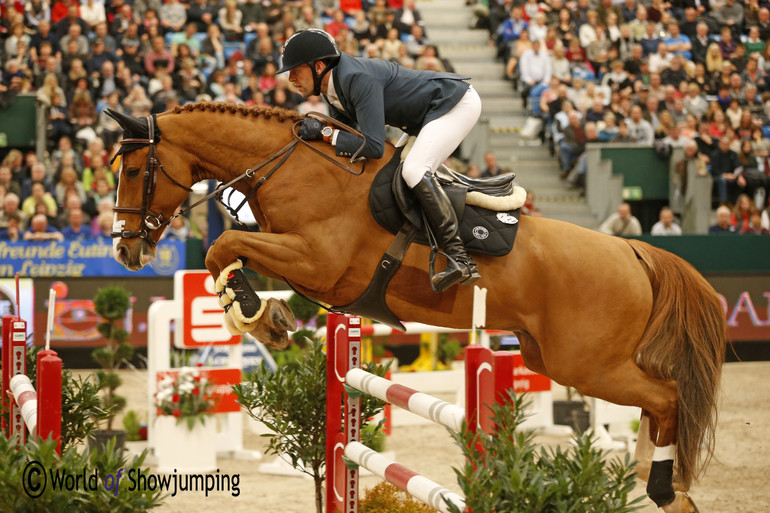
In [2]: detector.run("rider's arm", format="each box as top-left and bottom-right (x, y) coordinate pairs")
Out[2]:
(332, 73), (386, 160)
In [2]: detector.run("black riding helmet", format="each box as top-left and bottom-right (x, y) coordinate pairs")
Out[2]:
(277, 29), (341, 96)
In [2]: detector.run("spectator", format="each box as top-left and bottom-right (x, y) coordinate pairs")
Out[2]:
(405, 24), (429, 59)
(21, 163), (54, 198)
(599, 202), (643, 235)
(566, 121), (600, 189)
(481, 151), (502, 178)
(714, 0), (744, 34)
(521, 190), (543, 217)
(737, 138), (770, 200)
(145, 35), (174, 76)
(500, 7), (528, 61)
(218, 0), (244, 41)
(651, 206), (682, 235)
(709, 205), (738, 234)
(22, 182), (58, 218)
(80, 0), (106, 30)
(23, 214), (63, 242)
(170, 23), (202, 59)
(59, 22), (89, 57)
(159, 0), (186, 34)
(690, 21), (712, 65)
(82, 153), (114, 192)
(626, 104), (654, 144)
(518, 39), (551, 102)
(730, 193), (758, 232)
(0, 166), (22, 199)
(123, 84), (153, 117)
(47, 90), (72, 145)
(188, 0), (216, 33)
(559, 111), (587, 174)
(160, 208), (191, 240)
(297, 95), (330, 116)
(0, 213), (22, 242)
(60, 207), (92, 240)
(55, 166), (86, 206)
(710, 136), (744, 204)
(94, 211), (114, 239)
(504, 29), (533, 82)
(683, 83), (708, 120)
(664, 22), (691, 61)
(0, 193), (28, 231)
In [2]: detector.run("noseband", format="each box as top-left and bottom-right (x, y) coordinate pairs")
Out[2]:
(111, 115), (192, 247)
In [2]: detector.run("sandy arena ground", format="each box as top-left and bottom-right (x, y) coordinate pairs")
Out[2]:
(99, 360), (770, 513)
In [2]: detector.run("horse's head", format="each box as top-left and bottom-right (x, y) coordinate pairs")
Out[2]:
(107, 109), (193, 270)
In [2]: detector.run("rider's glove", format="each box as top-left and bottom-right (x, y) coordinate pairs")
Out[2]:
(298, 118), (324, 141)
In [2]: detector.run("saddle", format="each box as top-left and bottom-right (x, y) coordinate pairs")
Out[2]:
(370, 148), (523, 256)
(337, 148), (525, 329)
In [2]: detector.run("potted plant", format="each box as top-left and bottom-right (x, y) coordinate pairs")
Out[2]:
(153, 366), (217, 473)
(89, 286), (133, 452)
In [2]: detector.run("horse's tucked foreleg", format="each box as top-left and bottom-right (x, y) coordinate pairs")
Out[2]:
(205, 230), (337, 348)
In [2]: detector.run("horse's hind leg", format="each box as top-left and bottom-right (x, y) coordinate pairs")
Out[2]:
(566, 359), (695, 512)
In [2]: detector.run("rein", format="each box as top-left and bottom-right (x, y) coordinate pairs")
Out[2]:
(112, 112), (368, 243)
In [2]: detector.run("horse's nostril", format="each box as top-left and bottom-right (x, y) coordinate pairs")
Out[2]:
(116, 245), (127, 262)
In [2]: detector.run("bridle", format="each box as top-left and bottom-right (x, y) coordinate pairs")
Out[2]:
(111, 115), (193, 247)
(112, 112), (368, 246)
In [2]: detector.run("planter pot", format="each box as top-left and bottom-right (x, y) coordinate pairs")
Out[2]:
(154, 416), (217, 473)
(553, 400), (590, 434)
(88, 430), (128, 453)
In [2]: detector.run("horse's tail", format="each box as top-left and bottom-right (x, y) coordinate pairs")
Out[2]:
(626, 239), (725, 489)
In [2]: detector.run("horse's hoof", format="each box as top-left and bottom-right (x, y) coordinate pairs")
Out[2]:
(661, 492), (700, 513)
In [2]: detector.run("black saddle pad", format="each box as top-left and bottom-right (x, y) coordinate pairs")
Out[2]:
(370, 150), (521, 257)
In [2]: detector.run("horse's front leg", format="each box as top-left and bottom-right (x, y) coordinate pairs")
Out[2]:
(204, 230), (340, 349)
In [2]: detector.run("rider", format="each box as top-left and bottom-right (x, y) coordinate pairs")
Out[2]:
(277, 28), (482, 292)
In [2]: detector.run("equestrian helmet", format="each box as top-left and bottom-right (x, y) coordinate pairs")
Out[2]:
(277, 29), (341, 74)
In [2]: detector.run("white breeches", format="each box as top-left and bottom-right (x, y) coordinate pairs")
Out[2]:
(401, 85), (482, 188)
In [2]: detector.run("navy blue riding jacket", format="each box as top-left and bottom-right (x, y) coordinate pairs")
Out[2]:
(324, 53), (470, 160)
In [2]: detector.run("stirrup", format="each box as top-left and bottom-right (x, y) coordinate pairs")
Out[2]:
(430, 252), (481, 293)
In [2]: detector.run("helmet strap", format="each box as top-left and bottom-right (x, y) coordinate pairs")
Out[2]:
(310, 60), (335, 96)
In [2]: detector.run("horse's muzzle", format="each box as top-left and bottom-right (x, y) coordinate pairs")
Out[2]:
(114, 239), (154, 271)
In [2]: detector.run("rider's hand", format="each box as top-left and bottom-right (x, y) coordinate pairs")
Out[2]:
(298, 118), (324, 141)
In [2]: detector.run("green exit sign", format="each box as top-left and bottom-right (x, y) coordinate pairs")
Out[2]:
(0, 133), (7, 147)
(622, 186), (643, 200)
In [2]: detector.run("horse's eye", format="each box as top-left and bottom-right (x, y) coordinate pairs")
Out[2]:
(126, 168), (141, 178)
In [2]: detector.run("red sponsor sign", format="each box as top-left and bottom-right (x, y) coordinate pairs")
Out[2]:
(175, 271), (240, 347)
(512, 353), (551, 393)
(156, 367), (242, 414)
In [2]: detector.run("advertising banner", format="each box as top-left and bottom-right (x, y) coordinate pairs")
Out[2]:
(0, 239), (186, 277)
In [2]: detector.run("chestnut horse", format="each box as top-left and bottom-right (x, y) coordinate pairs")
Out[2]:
(109, 104), (724, 512)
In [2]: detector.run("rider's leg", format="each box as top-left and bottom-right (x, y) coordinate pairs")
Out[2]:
(402, 85), (483, 292)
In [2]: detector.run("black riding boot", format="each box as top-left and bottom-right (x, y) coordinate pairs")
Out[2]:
(412, 174), (481, 292)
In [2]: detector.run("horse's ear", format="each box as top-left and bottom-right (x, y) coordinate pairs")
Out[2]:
(105, 109), (146, 135)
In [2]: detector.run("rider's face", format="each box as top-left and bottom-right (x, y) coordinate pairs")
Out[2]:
(289, 63), (315, 98)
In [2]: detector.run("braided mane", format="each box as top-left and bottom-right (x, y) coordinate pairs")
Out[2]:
(173, 102), (304, 123)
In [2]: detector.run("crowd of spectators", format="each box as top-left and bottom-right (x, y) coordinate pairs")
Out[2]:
(2, 0), (768, 239)
(0, 0), (435, 243)
(480, 0), (770, 234)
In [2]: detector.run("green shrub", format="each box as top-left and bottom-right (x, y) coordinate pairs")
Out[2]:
(448, 392), (644, 513)
(234, 339), (388, 513)
(0, 436), (164, 512)
(122, 410), (142, 442)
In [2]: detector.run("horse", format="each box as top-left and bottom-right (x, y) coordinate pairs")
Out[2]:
(108, 103), (725, 513)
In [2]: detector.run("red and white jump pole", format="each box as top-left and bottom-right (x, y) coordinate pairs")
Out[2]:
(2, 281), (62, 453)
(325, 312), (516, 513)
